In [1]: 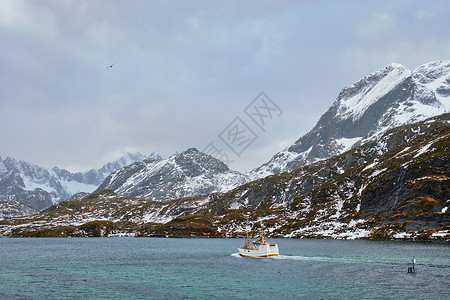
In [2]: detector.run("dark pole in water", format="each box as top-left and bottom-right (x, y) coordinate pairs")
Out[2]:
(408, 257), (416, 273)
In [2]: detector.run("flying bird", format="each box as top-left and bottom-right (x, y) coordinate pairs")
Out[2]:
(106, 63), (116, 69)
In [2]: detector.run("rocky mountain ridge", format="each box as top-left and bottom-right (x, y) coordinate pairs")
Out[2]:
(95, 148), (248, 201)
(0, 152), (160, 213)
(2, 114), (448, 240)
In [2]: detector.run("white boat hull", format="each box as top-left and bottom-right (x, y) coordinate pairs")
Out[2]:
(238, 243), (279, 258)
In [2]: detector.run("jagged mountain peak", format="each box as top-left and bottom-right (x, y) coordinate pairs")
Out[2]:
(184, 147), (198, 153)
(3, 156), (23, 169)
(148, 152), (163, 161)
(113, 152), (147, 164)
(95, 148), (247, 201)
(96, 152), (160, 178)
(173, 148), (230, 175)
(412, 60), (450, 108)
(335, 63), (411, 122)
(413, 60), (450, 82)
(252, 60), (450, 178)
(112, 152), (161, 165)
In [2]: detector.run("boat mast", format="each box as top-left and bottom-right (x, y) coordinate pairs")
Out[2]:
(246, 226), (250, 248)
(260, 225), (265, 244)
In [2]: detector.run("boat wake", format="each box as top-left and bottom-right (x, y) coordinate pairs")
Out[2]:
(275, 255), (337, 261)
(231, 253), (360, 262)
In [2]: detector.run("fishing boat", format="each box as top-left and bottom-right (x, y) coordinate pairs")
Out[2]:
(238, 226), (279, 258)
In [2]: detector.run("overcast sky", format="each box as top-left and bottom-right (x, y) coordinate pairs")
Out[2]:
(1, 0), (449, 172)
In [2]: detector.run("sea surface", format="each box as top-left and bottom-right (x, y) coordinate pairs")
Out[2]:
(0, 238), (448, 299)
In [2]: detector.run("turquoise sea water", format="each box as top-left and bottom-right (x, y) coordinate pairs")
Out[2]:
(0, 238), (449, 299)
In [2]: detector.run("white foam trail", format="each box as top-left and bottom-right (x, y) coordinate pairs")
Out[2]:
(276, 255), (326, 261)
(275, 255), (356, 263)
(232, 253), (349, 262)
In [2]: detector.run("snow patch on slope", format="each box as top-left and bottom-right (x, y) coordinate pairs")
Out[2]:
(334, 137), (362, 152)
(337, 64), (411, 121)
(250, 147), (313, 180)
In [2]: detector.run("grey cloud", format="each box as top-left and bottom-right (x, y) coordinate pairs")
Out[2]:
(1, 0), (449, 172)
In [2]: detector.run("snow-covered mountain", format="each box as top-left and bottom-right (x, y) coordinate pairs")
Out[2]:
(3, 114), (448, 239)
(0, 152), (160, 210)
(95, 148), (248, 201)
(253, 60), (450, 177)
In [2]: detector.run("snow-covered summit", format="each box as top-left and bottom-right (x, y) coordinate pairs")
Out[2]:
(95, 148), (248, 201)
(336, 63), (411, 121)
(413, 60), (450, 108)
(252, 60), (450, 178)
(95, 152), (162, 180)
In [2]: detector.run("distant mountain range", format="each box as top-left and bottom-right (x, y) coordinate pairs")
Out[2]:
(0, 152), (161, 211)
(1, 60), (449, 239)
